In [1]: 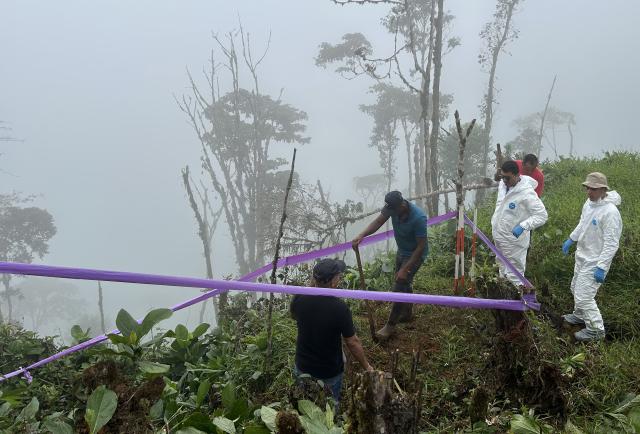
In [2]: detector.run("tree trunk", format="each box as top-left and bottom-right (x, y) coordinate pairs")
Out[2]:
(568, 121), (574, 157)
(420, 0), (435, 213)
(537, 75), (557, 157)
(478, 0), (517, 205)
(98, 281), (106, 334)
(346, 369), (423, 434)
(427, 0), (445, 216)
(401, 118), (413, 196)
(413, 136), (422, 200)
(3, 280), (13, 322)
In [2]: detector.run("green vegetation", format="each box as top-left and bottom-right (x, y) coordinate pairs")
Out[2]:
(1, 153), (640, 433)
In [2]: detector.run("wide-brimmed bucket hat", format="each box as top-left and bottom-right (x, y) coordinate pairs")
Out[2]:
(582, 172), (609, 189)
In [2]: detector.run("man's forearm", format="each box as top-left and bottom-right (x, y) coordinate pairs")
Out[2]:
(345, 337), (370, 370)
(358, 218), (385, 239)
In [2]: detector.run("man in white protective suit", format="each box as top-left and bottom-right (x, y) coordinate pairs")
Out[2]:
(491, 160), (548, 288)
(561, 172), (622, 342)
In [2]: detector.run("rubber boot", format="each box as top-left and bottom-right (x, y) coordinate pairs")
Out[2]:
(396, 304), (413, 323)
(375, 324), (396, 341)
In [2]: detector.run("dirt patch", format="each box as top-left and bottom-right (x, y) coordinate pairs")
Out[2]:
(478, 277), (568, 419)
(77, 362), (164, 434)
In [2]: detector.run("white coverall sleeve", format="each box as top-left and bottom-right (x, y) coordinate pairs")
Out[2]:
(596, 211), (623, 272)
(519, 194), (548, 231)
(569, 202), (589, 241)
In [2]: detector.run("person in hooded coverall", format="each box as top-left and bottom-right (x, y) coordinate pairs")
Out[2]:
(562, 172), (622, 342)
(491, 160), (548, 288)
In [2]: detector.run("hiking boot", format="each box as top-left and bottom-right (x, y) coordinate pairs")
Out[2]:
(375, 324), (396, 341)
(574, 328), (605, 342)
(562, 313), (586, 326)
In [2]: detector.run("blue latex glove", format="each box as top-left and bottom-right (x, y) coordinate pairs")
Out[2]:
(512, 225), (525, 238)
(562, 238), (575, 255)
(594, 267), (606, 283)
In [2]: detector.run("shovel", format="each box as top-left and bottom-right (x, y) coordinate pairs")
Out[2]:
(353, 244), (378, 343)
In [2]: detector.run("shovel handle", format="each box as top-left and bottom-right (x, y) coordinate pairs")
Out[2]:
(353, 245), (378, 342)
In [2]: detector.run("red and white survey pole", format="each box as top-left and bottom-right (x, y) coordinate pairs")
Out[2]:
(454, 205), (465, 294)
(469, 208), (478, 296)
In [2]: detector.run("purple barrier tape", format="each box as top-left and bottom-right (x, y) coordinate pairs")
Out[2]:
(0, 210), (534, 381)
(463, 215), (534, 289)
(0, 264), (532, 381)
(0, 262), (532, 315)
(241, 210), (457, 282)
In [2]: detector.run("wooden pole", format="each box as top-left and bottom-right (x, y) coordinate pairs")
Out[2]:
(458, 206), (465, 292)
(353, 245), (378, 343)
(470, 208), (478, 296)
(265, 148), (297, 370)
(453, 110), (476, 294)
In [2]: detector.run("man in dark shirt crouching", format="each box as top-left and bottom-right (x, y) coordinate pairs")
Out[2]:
(290, 258), (374, 405)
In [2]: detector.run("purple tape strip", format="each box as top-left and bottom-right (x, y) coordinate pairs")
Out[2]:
(463, 215), (534, 289)
(241, 210), (457, 282)
(0, 210), (536, 381)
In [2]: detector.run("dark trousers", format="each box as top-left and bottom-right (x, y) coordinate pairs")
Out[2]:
(387, 254), (424, 326)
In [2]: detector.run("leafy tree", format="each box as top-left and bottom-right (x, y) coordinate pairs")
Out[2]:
(360, 83), (420, 195)
(478, 0), (522, 183)
(0, 197), (56, 322)
(181, 28), (364, 279)
(179, 28), (309, 274)
(12, 278), (84, 333)
(316, 0), (459, 214)
(510, 106), (576, 158)
(353, 173), (387, 210)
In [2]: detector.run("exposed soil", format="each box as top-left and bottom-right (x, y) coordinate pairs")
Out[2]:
(76, 361), (164, 434)
(345, 276), (570, 431)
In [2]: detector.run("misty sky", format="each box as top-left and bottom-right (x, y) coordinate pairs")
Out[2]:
(2, 0), (639, 334)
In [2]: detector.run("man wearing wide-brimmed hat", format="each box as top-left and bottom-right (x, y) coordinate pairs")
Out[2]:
(561, 172), (623, 342)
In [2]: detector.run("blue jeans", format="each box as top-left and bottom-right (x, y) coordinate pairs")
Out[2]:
(293, 365), (343, 404)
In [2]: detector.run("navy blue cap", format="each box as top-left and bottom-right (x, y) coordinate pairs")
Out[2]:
(381, 190), (405, 217)
(313, 258), (346, 283)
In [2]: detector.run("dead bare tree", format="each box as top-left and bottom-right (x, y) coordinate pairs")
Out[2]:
(536, 75), (557, 156)
(181, 166), (223, 323)
(454, 111), (477, 207)
(265, 149), (296, 371)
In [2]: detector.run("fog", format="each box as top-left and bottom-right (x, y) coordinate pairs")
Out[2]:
(2, 0), (639, 339)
